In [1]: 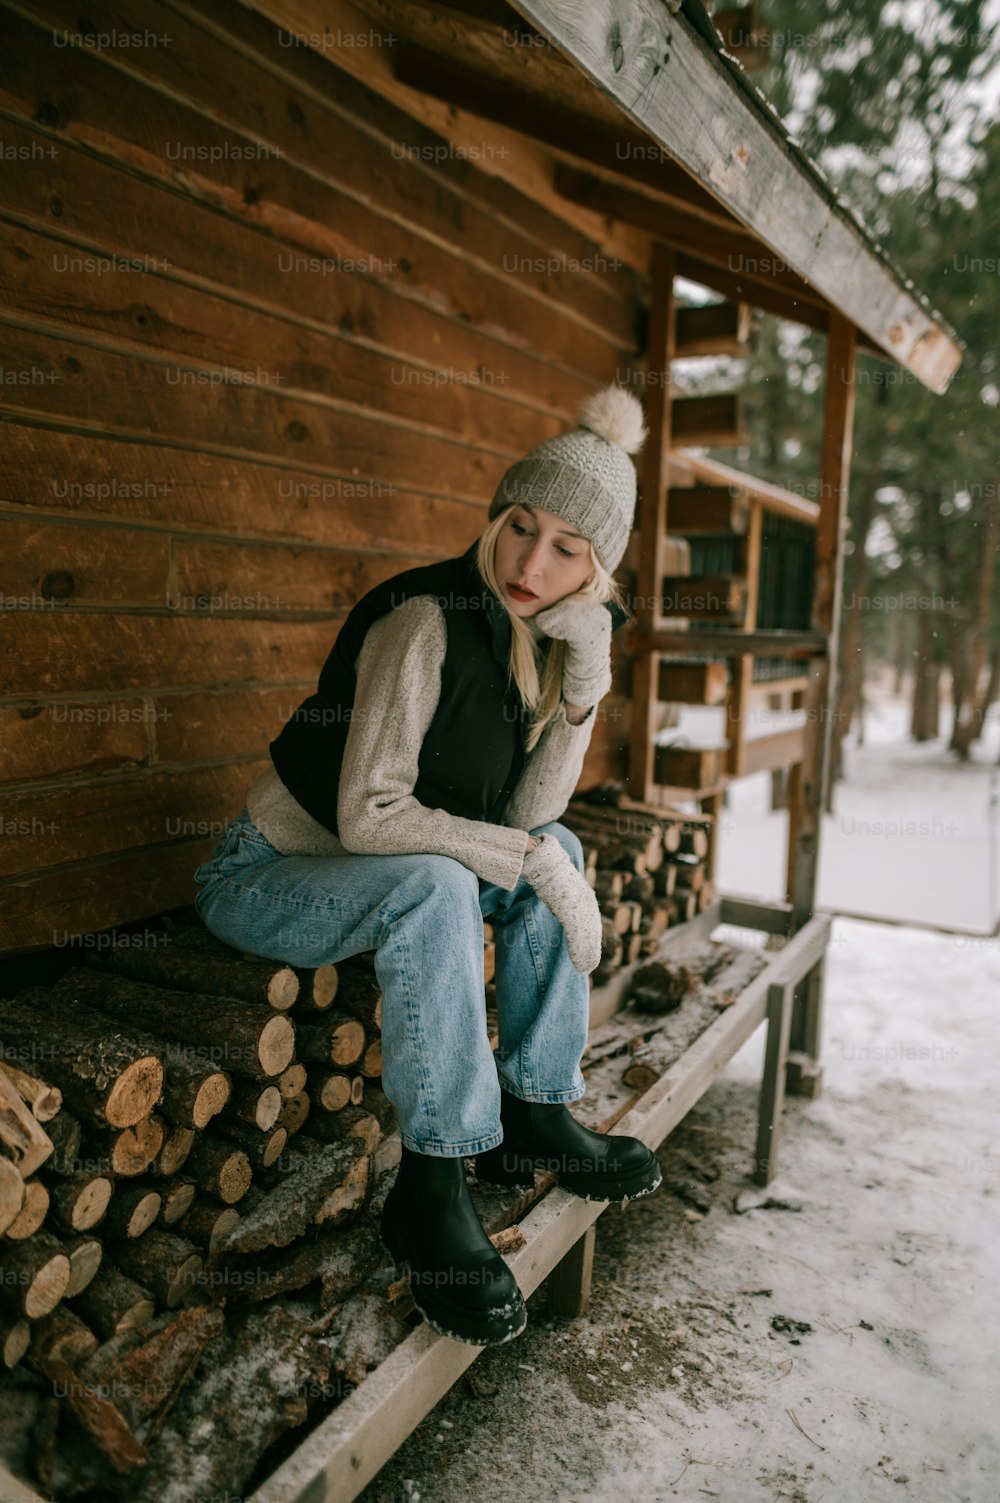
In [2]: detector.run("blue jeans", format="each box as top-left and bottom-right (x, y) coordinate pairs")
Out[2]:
(192, 808), (590, 1158)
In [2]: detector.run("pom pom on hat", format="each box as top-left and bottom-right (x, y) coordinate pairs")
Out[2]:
(577, 383), (648, 456)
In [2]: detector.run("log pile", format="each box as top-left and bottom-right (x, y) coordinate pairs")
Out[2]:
(560, 785), (716, 983)
(0, 786), (720, 1498)
(0, 920), (411, 1501)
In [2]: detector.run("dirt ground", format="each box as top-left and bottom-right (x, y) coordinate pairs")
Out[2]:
(355, 915), (1000, 1503)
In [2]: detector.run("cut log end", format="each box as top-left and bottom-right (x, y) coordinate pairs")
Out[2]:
(192, 1072), (232, 1129)
(104, 1055), (165, 1129)
(266, 967), (300, 1011)
(258, 1015), (296, 1076)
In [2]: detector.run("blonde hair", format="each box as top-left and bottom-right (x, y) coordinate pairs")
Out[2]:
(475, 512), (632, 753)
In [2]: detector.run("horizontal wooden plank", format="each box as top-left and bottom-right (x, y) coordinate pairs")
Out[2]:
(151, 687), (307, 766)
(672, 449), (821, 526)
(0, 517), (170, 609)
(0, 325), (519, 500)
(0, 218), (559, 460)
(0, 424), (479, 548)
(633, 628), (828, 658)
(671, 394), (746, 449)
(667, 486), (748, 536)
(0, 614), (337, 697)
(0, 837), (217, 955)
(0, 522), (435, 616)
(0, 6), (630, 370)
(675, 301), (750, 358)
(741, 724), (805, 777)
(661, 575), (747, 621)
(168, 539), (431, 617)
(0, 698), (153, 785)
(0, 760), (266, 879)
(658, 660), (729, 705)
(0, 115), (598, 419)
(33, 0), (636, 340)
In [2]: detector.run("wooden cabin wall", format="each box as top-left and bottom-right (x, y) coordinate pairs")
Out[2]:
(0, 0), (648, 953)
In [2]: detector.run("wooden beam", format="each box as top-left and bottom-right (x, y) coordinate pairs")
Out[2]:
(787, 315), (856, 928)
(628, 241), (676, 803)
(667, 486), (748, 535)
(658, 659), (729, 705)
(629, 627), (828, 657)
(741, 723), (806, 778)
(556, 166), (830, 314)
(670, 450), (820, 526)
(393, 43), (738, 228)
(726, 497), (763, 776)
(671, 393), (746, 448)
(506, 0), (962, 392)
(675, 300), (750, 358)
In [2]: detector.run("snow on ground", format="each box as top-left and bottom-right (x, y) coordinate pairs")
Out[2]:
(718, 681), (1000, 933)
(358, 684), (1000, 1503)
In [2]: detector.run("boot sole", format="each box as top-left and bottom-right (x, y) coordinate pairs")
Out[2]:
(475, 1150), (664, 1204)
(379, 1223), (528, 1348)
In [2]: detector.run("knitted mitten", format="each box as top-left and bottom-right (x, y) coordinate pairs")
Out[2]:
(520, 833), (603, 975)
(533, 594), (613, 709)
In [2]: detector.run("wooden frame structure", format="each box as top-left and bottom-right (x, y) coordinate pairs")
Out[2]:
(0, 0), (962, 1499)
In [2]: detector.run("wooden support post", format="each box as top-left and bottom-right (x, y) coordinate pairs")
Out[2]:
(753, 979), (794, 1185)
(629, 241), (676, 804)
(726, 497), (763, 778)
(545, 1222), (596, 1316)
(784, 314), (855, 1096)
(785, 954), (826, 1099)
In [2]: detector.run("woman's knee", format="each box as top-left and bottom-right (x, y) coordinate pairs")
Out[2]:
(418, 853), (482, 903)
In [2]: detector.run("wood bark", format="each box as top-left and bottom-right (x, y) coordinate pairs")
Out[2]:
(104, 1228), (205, 1310)
(277, 1090), (310, 1137)
(0, 1059), (62, 1120)
(309, 964), (381, 1031)
(81, 1117), (164, 1178)
(0, 1156), (26, 1236)
(216, 1137), (370, 1255)
(183, 1136), (252, 1204)
(294, 1012), (366, 1067)
(221, 1078), (282, 1130)
(69, 1259), (156, 1339)
(43, 1109), (83, 1173)
(0, 1230), (71, 1319)
(302, 1104), (381, 1154)
(125, 1302), (334, 1503)
(43, 1169), (114, 1233)
(3, 1174), (49, 1238)
(55, 968), (295, 1080)
(83, 941), (300, 1011)
(0, 990), (163, 1128)
(212, 1116), (288, 1169)
(100, 1185), (163, 1241)
(29, 1305), (99, 1367)
(173, 1197), (241, 1255)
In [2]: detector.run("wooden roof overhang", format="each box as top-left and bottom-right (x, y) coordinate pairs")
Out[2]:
(278, 0), (963, 393)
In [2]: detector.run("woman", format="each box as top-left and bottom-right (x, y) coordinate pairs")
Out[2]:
(193, 383), (663, 1348)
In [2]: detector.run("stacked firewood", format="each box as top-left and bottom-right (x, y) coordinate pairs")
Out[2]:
(0, 786), (716, 1497)
(560, 786), (716, 983)
(0, 918), (412, 1500)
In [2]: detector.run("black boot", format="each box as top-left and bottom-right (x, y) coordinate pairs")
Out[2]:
(380, 1144), (528, 1347)
(474, 1087), (662, 1203)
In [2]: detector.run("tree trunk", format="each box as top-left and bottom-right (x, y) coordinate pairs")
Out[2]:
(950, 489), (998, 757)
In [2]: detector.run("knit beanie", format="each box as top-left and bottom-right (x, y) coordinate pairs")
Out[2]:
(488, 384), (648, 574)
